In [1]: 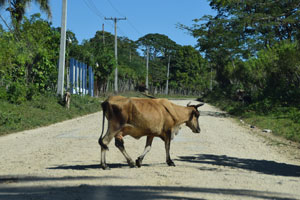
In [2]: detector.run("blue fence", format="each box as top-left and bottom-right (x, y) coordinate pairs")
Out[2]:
(69, 58), (94, 97)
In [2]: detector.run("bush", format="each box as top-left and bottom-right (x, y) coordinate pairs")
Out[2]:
(0, 111), (21, 126)
(6, 82), (27, 104)
(0, 87), (7, 100)
(289, 108), (300, 124)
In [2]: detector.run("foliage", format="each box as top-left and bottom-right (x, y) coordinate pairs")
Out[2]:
(0, 0), (51, 30)
(170, 45), (209, 94)
(0, 14), (60, 100)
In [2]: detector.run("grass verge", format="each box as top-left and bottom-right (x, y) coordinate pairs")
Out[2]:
(0, 93), (102, 136)
(204, 93), (300, 143)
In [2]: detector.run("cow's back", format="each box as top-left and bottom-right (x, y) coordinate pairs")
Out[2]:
(105, 96), (175, 136)
(129, 97), (176, 135)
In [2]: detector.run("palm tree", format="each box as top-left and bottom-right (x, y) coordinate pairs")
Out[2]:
(0, 0), (51, 28)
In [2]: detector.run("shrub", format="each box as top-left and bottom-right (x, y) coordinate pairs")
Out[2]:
(6, 82), (27, 104)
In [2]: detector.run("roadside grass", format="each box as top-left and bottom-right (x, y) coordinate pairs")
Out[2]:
(0, 93), (102, 136)
(204, 94), (300, 143)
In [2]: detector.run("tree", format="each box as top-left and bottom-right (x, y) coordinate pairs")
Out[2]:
(171, 45), (208, 95)
(181, 0), (300, 94)
(0, 0), (51, 30)
(137, 33), (179, 93)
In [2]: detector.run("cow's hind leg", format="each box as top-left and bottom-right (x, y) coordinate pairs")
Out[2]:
(136, 136), (154, 168)
(99, 127), (115, 170)
(165, 132), (175, 166)
(115, 135), (135, 168)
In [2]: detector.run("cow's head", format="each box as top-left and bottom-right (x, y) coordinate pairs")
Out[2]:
(186, 102), (204, 133)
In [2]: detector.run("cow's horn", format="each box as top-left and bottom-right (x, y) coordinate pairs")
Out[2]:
(195, 103), (204, 108)
(187, 102), (191, 106)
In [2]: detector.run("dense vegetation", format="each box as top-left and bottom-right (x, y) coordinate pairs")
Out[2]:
(183, 0), (300, 142)
(0, 0), (299, 142)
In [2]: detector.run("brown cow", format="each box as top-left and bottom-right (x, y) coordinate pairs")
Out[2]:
(98, 96), (204, 170)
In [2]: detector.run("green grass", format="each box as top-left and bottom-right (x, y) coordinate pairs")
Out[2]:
(0, 93), (102, 136)
(204, 93), (300, 143)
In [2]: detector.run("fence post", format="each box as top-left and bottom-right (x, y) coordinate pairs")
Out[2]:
(69, 58), (74, 94)
(84, 64), (87, 95)
(89, 66), (94, 97)
(74, 59), (78, 94)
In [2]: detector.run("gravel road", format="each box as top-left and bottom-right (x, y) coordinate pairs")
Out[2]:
(0, 100), (300, 200)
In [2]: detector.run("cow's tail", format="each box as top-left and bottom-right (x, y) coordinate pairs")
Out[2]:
(99, 100), (109, 150)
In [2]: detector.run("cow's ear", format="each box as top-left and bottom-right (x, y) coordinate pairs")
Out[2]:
(195, 103), (204, 108)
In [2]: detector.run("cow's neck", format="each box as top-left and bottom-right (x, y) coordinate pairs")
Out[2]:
(173, 104), (193, 125)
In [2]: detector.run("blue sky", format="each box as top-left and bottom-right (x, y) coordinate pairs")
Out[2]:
(1, 0), (216, 46)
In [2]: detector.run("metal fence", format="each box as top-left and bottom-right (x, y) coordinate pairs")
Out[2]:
(69, 58), (94, 97)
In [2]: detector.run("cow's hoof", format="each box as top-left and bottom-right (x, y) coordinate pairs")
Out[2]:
(101, 164), (110, 170)
(128, 161), (136, 168)
(167, 160), (176, 167)
(136, 158), (142, 168)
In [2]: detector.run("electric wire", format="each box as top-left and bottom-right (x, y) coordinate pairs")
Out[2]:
(105, 0), (143, 37)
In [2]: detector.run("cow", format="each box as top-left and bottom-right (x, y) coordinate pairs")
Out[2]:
(98, 96), (204, 170)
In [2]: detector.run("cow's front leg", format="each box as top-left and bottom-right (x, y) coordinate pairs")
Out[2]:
(136, 136), (154, 167)
(165, 132), (175, 166)
(115, 135), (135, 168)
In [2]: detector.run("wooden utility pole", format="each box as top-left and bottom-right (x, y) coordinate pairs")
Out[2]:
(146, 46), (149, 91)
(102, 23), (105, 45)
(104, 17), (126, 93)
(210, 64), (213, 91)
(57, 0), (67, 98)
(165, 55), (171, 95)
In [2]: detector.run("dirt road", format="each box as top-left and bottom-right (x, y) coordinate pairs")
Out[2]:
(0, 100), (300, 200)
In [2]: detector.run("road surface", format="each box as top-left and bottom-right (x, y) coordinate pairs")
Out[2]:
(0, 100), (299, 200)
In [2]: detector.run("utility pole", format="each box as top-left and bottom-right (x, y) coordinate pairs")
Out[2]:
(146, 46), (149, 92)
(210, 64), (213, 91)
(102, 23), (105, 45)
(165, 55), (171, 95)
(104, 17), (126, 93)
(57, 0), (67, 98)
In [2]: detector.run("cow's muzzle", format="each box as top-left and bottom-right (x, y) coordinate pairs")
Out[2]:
(195, 127), (201, 133)
(192, 126), (201, 133)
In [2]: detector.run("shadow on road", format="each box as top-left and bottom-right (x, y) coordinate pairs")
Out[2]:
(177, 154), (300, 177)
(0, 182), (296, 200)
(200, 111), (229, 118)
(48, 163), (152, 170)
(0, 175), (120, 184)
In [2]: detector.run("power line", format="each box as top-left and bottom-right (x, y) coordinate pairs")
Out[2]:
(106, 0), (143, 37)
(106, 0), (125, 17)
(83, 0), (129, 38)
(83, 0), (104, 19)
(82, 0), (115, 30)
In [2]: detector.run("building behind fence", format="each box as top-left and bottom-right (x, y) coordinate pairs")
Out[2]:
(68, 58), (94, 97)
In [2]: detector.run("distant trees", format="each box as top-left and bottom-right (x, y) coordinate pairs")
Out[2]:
(183, 0), (300, 104)
(137, 33), (209, 95)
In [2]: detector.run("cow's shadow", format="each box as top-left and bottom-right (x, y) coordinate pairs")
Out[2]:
(48, 163), (152, 170)
(176, 154), (300, 177)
